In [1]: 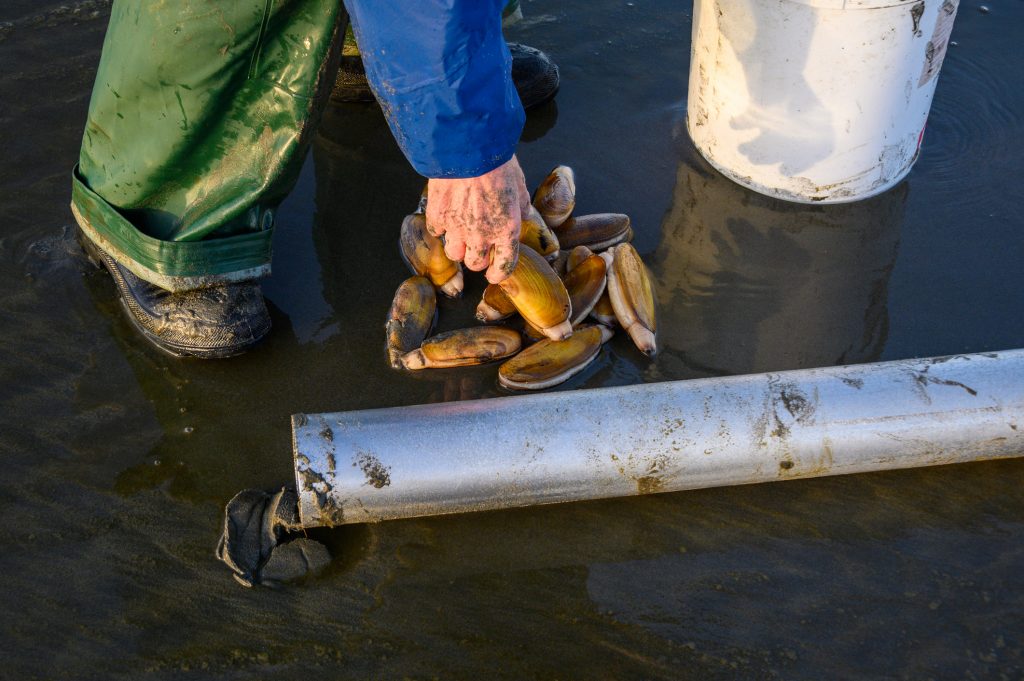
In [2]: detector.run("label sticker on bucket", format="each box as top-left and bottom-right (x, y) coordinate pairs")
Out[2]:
(919, 0), (959, 87)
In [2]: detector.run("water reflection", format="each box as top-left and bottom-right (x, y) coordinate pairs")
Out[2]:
(652, 144), (906, 378)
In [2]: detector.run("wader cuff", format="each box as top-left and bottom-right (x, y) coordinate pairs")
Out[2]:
(72, 166), (272, 292)
(71, 0), (345, 293)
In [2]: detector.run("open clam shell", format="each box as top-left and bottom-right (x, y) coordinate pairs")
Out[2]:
(498, 245), (573, 341)
(399, 213), (464, 298)
(386, 276), (437, 369)
(499, 325), (613, 390)
(532, 165), (576, 228)
(557, 214), (632, 251)
(402, 326), (522, 370)
(602, 244), (657, 356)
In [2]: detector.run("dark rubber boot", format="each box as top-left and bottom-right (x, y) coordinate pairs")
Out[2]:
(78, 231), (271, 358)
(331, 42), (560, 110)
(330, 55), (374, 103)
(508, 43), (560, 110)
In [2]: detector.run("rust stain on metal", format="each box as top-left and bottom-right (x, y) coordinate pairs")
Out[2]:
(635, 475), (665, 494)
(610, 452), (671, 495)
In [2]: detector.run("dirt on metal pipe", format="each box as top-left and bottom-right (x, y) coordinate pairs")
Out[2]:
(291, 350), (1024, 528)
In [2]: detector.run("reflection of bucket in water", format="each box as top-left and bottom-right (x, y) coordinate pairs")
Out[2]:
(652, 148), (906, 376)
(687, 0), (960, 203)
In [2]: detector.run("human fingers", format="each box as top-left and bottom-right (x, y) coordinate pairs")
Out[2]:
(485, 235), (520, 284)
(462, 233), (492, 272)
(443, 232), (466, 263)
(425, 182), (447, 237)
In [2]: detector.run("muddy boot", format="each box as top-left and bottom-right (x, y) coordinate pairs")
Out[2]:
(508, 42), (560, 110)
(331, 54), (374, 103)
(332, 41), (560, 110)
(330, 23), (374, 103)
(78, 231), (271, 359)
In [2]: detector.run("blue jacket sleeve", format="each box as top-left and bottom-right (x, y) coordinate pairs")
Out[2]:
(343, 0), (525, 179)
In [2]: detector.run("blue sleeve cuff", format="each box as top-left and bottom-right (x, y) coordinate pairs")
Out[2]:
(344, 0), (525, 178)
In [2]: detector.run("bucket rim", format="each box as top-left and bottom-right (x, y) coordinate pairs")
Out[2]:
(781, 0), (937, 11)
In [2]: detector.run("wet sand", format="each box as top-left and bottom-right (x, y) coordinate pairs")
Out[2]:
(1, 0), (1022, 678)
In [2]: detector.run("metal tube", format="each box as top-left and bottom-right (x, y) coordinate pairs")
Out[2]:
(292, 350), (1024, 527)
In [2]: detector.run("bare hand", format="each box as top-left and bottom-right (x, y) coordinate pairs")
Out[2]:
(426, 155), (531, 284)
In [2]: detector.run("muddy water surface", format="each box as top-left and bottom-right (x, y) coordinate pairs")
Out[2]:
(1, 1), (1022, 678)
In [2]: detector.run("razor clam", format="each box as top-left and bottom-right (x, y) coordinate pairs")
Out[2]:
(589, 290), (618, 327)
(602, 244), (657, 356)
(399, 213), (464, 298)
(402, 326), (522, 370)
(498, 245), (573, 341)
(522, 319), (547, 343)
(499, 325), (613, 390)
(476, 283), (517, 322)
(519, 204), (561, 260)
(385, 276), (437, 369)
(565, 245), (594, 273)
(563, 252), (607, 326)
(532, 165), (576, 228)
(547, 250), (570, 278)
(557, 213), (632, 251)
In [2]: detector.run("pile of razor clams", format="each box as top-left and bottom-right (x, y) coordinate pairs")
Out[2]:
(386, 166), (657, 391)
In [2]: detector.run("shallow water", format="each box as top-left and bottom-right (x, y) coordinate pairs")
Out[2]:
(1, 0), (1022, 678)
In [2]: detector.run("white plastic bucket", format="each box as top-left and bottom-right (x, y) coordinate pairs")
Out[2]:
(687, 0), (960, 203)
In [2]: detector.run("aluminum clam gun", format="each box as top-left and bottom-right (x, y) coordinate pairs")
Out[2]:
(291, 350), (1024, 527)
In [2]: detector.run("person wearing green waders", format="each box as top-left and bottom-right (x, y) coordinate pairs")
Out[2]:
(71, 1), (559, 358)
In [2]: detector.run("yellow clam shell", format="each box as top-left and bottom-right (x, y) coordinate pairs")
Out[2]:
(399, 213), (464, 298)
(402, 326), (522, 370)
(532, 166), (576, 228)
(476, 284), (517, 322)
(521, 319), (547, 343)
(565, 245), (594, 273)
(499, 325), (613, 390)
(563, 253), (607, 326)
(557, 213), (632, 251)
(602, 244), (657, 356)
(519, 204), (561, 260)
(385, 276), (437, 369)
(589, 290), (618, 328)
(498, 245), (573, 341)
